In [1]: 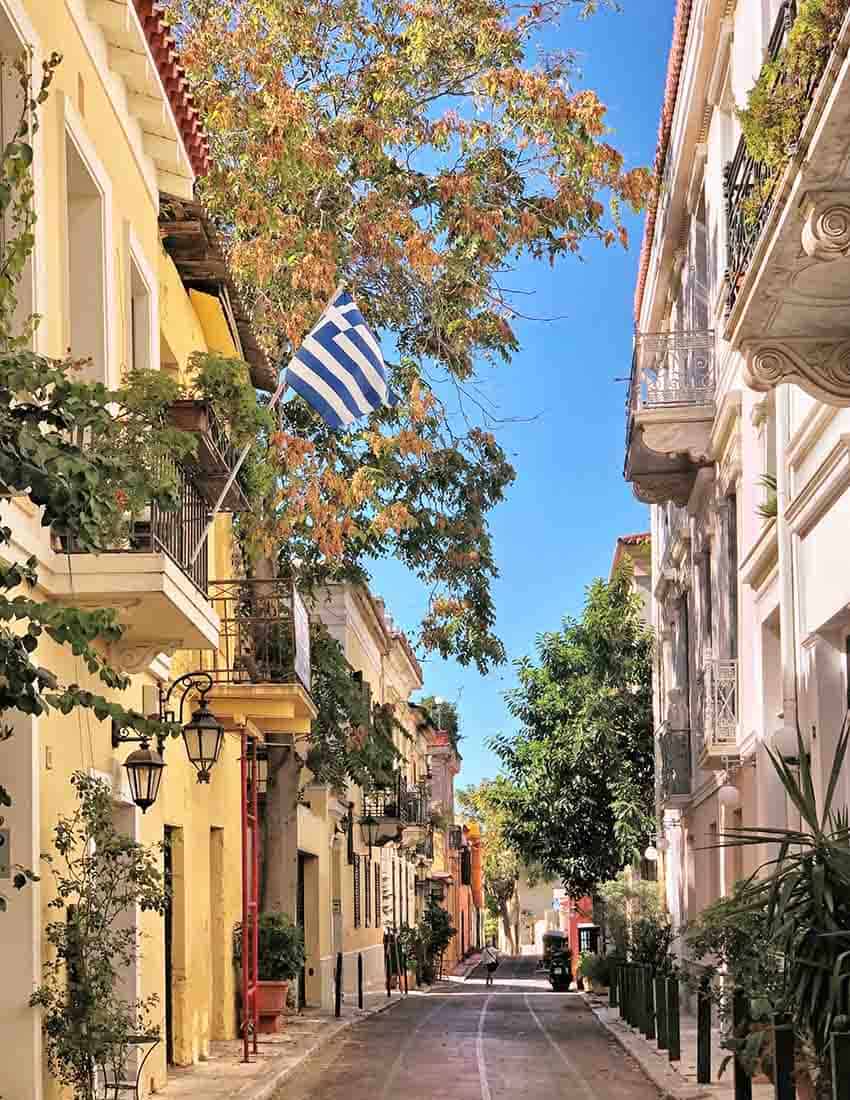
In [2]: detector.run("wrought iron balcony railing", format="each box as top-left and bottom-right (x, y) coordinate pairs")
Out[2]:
(168, 399), (248, 511)
(701, 656), (739, 760)
(659, 723), (692, 804)
(724, 0), (827, 312)
(363, 775), (412, 824)
(59, 458), (210, 594)
(631, 330), (716, 411)
(208, 578), (311, 690)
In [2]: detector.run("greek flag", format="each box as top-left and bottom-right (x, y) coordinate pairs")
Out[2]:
(286, 289), (399, 429)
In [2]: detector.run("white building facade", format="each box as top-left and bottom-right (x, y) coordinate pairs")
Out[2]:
(624, 0), (850, 936)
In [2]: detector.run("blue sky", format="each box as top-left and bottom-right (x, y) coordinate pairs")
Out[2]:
(370, 3), (674, 788)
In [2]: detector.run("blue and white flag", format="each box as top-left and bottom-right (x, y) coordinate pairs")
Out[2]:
(286, 288), (399, 429)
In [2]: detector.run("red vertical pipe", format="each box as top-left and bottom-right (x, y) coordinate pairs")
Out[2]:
(241, 728), (250, 1062)
(250, 737), (259, 1053)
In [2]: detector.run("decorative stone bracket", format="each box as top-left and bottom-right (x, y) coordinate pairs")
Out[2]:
(801, 191), (850, 263)
(744, 338), (850, 406)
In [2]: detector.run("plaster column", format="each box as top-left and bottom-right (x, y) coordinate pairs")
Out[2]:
(0, 712), (42, 1100)
(775, 383), (798, 749)
(663, 811), (684, 936)
(262, 747), (300, 918)
(714, 496), (736, 660)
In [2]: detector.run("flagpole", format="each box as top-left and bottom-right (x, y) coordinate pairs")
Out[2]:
(186, 281), (346, 568)
(187, 366), (289, 568)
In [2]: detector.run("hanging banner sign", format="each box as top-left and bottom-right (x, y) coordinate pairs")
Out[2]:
(292, 585), (312, 692)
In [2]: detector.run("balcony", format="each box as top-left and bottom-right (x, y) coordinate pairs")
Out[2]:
(700, 657), (740, 765)
(53, 461), (219, 672)
(624, 330), (716, 505)
(724, 1), (850, 406)
(204, 579), (316, 734)
(658, 724), (692, 806)
(168, 400), (248, 511)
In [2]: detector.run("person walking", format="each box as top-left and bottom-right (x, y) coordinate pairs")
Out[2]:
(483, 942), (499, 987)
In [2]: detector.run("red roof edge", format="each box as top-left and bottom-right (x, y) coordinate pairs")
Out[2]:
(133, 0), (210, 178)
(617, 532), (651, 546)
(633, 0), (694, 324)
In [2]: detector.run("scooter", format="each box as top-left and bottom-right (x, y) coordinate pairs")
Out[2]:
(548, 950), (572, 992)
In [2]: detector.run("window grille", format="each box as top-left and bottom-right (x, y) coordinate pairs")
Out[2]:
(353, 855), (362, 929)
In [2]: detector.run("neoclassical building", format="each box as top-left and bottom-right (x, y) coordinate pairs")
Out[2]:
(624, 0), (850, 937)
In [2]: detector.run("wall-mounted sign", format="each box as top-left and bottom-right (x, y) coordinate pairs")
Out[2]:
(292, 585), (311, 692)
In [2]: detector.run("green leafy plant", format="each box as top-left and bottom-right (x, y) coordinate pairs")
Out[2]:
(234, 912), (306, 982)
(630, 913), (676, 973)
(717, 717), (850, 1092)
(738, 0), (847, 225)
(597, 871), (661, 958)
(30, 774), (166, 1100)
(418, 895), (456, 981)
(579, 951), (610, 987)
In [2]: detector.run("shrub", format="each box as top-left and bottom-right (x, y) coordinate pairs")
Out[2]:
(234, 912), (306, 982)
(578, 952), (611, 987)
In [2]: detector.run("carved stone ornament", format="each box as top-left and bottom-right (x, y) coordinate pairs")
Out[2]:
(801, 192), (850, 262)
(631, 473), (695, 506)
(107, 639), (182, 674)
(744, 338), (850, 406)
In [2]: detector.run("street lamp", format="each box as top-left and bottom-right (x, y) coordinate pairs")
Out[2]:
(181, 696), (225, 783)
(111, 723), (167, 814)
(360, 812), (380, 854)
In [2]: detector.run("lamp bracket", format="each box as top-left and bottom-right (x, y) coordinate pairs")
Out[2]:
(111, 719), (166, 756)
(159, 670), (215, 725)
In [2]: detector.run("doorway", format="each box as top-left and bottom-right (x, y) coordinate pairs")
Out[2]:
(297, 852), (306, 1007)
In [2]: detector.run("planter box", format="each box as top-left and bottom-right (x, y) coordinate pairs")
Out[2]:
(167, 400), (247, 511)
(256, 980), (289, 1034)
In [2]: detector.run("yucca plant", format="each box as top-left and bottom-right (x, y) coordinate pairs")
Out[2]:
(721, 715), (850, 1089)
(757, 473), (778, 520)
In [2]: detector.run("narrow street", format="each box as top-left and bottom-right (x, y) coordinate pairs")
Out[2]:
(273, 957), (661, 1100)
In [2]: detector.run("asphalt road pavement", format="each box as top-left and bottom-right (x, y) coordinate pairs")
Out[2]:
(272, 955), (660, 1100)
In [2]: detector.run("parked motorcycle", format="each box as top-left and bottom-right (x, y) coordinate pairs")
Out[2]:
(547, 949), (572, 992)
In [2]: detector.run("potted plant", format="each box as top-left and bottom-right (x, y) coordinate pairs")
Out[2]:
(234, 912), (305, 1033)
(579, 951), (612, 994)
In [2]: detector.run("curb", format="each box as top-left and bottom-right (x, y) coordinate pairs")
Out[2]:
(585, 998), (709, 1100)
(245, 995), (407, 1100)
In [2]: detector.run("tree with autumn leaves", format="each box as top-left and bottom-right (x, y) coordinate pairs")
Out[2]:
(166, 0), (652, 673)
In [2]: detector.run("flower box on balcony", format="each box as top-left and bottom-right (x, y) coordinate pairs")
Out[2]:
(167, 399), (248, 511)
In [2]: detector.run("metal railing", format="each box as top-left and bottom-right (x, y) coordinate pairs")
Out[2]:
(60, 459), (210, 594)
(724, 0), (829, 312)
(701, 656), (739, 756)
(658, 723), (692, 802)
(208, 578), (305, 687)
(363, 775), (431, 826)
(632, 330), (715, 410)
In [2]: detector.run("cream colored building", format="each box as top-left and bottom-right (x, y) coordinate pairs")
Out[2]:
(0, 3), (315, 1097)
(623, 0), (850, 942)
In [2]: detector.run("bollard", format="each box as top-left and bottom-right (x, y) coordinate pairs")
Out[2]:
(772, 1013), (795, 1100)
(644, 967), (656, 1041)
(610, 964), (619, 1009)
(697, 979), (712, 1085)
(666, 975), (681, 1062)
(831, 1016), (850, 1100)
(655, 975), (668, 1050)
(732, 992), (753, 1100)
(616, 966), (624, 1018)
(358, 952), (364, 1010)
(635, 966), (645, 1034)
(401, 946), (409, 995)
(624, 966), (632, 1026)
(335, 951), (343, 1018)
(385, 936), (391, 998)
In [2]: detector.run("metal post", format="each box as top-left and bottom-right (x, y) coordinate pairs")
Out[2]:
(772, 1013), (795, 1100)
(385, 935), (391, 998)
(667, 975), (681, 1062)
(831, 1017), (850, 1100)
(610, 965), (619, 1009)
(644, 967), (656, 1041)
(635, 966), (645, 1033)
(697, 980), (712, 1085)
(733, 992), (753, 1100)
(335, 952), (343, 1018)
(402, 945), (409, 995)
(655, 975), (668, 1050)
(358, 952), (364, 1010)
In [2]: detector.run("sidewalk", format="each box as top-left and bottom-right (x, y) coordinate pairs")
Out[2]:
(586, 996), (773, 1100)
(450, 951), (483, 980)
(157, 988), (411, 1100)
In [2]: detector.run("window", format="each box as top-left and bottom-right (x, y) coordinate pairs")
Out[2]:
(727, 495), (739, 660)
(66, 133), (106, 382)
(129, 252), (152, 371)
(365, 860), (371, 927)
(392, 861), (397, 928)
(347, 811), (354, 865)
(353, 856), (362, 929)
(375, 862), (382, 929)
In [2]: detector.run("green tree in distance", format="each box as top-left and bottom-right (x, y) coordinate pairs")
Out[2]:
(457, 779), (520, 951)
(491, 565), (654, 897)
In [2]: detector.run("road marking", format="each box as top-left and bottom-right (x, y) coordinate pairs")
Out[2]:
(476, 994), (492, 1100)
(523, 993), (596, 1100)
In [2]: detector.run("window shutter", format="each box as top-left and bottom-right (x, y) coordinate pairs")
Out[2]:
(365, 859), (371, 927)
(353, 855), (362, 929)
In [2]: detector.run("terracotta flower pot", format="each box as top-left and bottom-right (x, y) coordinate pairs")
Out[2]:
(256, 980), (289, 1033)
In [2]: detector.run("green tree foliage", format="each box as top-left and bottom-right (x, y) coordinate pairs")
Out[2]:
(491, 566), (654, 897)
(457, 779), (519, 951)
(31, 774), (167, 1099)
(417, 695), (461, 751)
(597, 870), (661, 959)
(164, 0), (652, 674)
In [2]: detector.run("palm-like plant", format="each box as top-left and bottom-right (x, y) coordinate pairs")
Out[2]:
(722, 716), (850, 1064)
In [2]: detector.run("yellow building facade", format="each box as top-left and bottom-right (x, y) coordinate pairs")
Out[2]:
(0, 3), (313, 1098)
